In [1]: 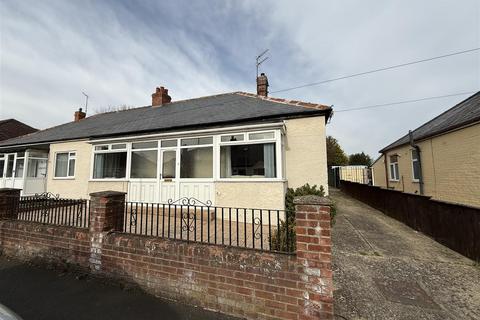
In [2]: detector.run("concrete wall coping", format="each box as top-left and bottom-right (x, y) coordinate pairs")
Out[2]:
(89, 191), (127, 198)
(293, 195), (332, 206)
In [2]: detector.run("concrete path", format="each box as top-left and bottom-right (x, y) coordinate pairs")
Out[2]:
(0, 256), (239, 320)
(331, 189), (480, 320)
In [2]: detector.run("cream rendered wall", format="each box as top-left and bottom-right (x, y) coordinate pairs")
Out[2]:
(47, 140), (91, 199)
(215, 181), (286, 209)
(284, 116), (329, 195)
(380, 123), (480, 207)
(47, 140), (129, 199)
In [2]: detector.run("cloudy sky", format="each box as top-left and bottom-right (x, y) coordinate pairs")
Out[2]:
(0, 0), (478, 157)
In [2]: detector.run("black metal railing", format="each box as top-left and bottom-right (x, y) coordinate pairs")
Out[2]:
(17, 193), (90, 228)
(123, 197), (294, 253)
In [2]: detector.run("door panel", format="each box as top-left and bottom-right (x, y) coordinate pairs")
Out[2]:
(179, 182), (214, 204)
(128, 181), (158, 202)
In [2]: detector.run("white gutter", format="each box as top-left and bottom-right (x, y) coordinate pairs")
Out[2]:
(88, 122), (286, 144)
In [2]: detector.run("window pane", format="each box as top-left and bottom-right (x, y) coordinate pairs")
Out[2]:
(27, 159), (47, 178)
(161, 140), (177, 148)
(412, 160), (420, 180)
(131, 150), (157, 178)
(248, 132), (274, 140)
(411, 149), (418, 161)
(221, 134), (244, 142)
(162, 151), (176, 179)
(95, 145), (109, 151)
(181, 137), (213, 146)
(15, 159), (24, 178)
(6, 155), (14, 177)
(111, 144), (126, 150)
(55, 153), (68, 177)
(180, 147), (213, 178)
(68, 159), (76, 177)
(132, 141), (157, 149)
(0, 160), (4, 178)
(394, 164), (399, 180)
(93, 152), (127, 178)
(28, 151), (48, 158)
(220, 143), (276, 178)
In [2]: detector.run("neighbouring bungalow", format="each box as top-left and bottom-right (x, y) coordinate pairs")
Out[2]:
(0, 118), (37, 141)
(0, 74), (332, 209)
(371, 91), (480, 208)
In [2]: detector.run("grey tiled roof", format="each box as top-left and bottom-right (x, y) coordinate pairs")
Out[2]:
(380, 91), (480, 152)
(0, 92), (331, 148)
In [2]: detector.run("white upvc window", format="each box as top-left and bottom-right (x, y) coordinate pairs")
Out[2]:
(92, 144), (128, 179)
(54, 151), (76, 178)
(130, 141), (158, 179)
(0, 154), (4, 178)
(389, 155), (399, 181)
(179, 136), (214, 179)
(411, 149), (420, 182)
(218, 130), (280, 180)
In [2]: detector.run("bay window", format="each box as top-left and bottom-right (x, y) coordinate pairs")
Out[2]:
(55, 152), (76, 178)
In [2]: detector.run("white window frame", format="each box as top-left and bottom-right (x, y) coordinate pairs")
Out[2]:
(388, 155), (399, 182)
(91, 143), (128, 181)
(178, 135), (214, 181)
(129, 140), (159, 180)
(53, 151), (76, 179)
(411, 149), (420, 182)
(217, 130), (283, 182)
(89, 127), (285, 183)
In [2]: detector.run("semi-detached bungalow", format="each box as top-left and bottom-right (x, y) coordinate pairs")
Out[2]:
(0, 75), (332, 209)
(371, 91), (480, 208)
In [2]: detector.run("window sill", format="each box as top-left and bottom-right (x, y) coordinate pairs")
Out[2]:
(389, 179), (400, 182)
(216, 178), (286, 183)
(53, 177), (75, 180)
(412, 179), (420, 183)
(89, 179), (128, 182)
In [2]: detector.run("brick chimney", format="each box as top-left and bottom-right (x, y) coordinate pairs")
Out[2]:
(74, 108), (86, 122)
(256, 73), (269, 97)
(152, 86), (172, 107)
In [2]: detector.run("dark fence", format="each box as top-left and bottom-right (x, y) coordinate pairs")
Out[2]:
(123, 197), (293, 253)
(17, 194), (90, 229)
(340, 180), (480, 261)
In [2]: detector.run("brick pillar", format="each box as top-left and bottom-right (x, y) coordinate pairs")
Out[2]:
(89, 191), (126, 272)
(0, 188), (21, 220)
(294, 195), (334, 320)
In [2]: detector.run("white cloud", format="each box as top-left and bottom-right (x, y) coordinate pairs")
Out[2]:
(0, 0), (479, 156)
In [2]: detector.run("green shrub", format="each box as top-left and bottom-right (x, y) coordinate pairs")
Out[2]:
(270, 184), (330, 252)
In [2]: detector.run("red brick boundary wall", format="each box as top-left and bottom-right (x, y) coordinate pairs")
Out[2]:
(0, 189), (334, 320)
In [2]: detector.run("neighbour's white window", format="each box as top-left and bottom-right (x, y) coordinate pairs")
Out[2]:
(180, 136), (213, 178)
(55, 152), (76, 178)
(411, 149), (420, 181)
(389, 155), (399, 181)
(130, 141), (158, 179)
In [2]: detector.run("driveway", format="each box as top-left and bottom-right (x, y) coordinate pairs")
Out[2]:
(331, 189), (480, 320)
(0, 256), (239, 320)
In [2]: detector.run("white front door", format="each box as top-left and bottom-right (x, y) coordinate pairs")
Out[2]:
(159, 149), (177, 202)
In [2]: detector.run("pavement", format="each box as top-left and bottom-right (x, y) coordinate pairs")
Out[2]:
(331, 189), (480, 320)
(0, 256), (239, 320)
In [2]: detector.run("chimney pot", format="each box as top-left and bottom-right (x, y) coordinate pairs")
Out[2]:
(74, 108), (86, 122)
(256, 73), (269, 97)
(152, 86), (172, 107)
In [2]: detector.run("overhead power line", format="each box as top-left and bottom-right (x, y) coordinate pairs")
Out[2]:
(271, 48), (480, 93)
(333, 91), (477, 113)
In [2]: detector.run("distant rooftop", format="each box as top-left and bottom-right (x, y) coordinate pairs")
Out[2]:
(380, 91), (480, 152)
(0, 119), (38, 142)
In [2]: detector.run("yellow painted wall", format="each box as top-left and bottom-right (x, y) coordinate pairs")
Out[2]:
(373, 123), (480, 207)
(371, 156), (387, 188)
(284, 116), (329, 195)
